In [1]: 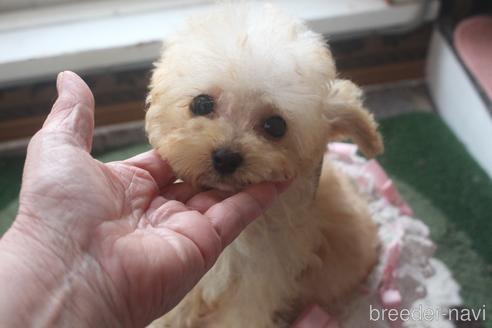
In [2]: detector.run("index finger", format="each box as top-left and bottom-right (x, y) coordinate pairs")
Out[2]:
(123, 150), (176, 189)
(204, 182), (288, 247)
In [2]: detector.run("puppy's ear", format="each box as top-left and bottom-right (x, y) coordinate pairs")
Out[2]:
(323, 80), (383, 158)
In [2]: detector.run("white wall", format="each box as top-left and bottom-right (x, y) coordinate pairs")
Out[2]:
(426, 29), (492, 178)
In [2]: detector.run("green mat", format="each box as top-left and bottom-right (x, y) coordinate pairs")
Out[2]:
(1, 112), (491, 326)
(377, 113), (492, 327)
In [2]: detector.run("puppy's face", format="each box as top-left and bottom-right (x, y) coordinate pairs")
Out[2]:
(146, 5), (383, 191)
(146, 81), (325, 191)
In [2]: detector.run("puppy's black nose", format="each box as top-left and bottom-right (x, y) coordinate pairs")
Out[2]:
(212, 148), (243, 175)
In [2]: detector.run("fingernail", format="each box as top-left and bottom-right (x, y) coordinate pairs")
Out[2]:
(54, 71), (95, 109)
(56, 71), (77, 96)
(56, 71), (66, 95)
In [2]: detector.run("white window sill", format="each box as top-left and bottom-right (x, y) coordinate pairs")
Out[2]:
(0, 0), (439, 87)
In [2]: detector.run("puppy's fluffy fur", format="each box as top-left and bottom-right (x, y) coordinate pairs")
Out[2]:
(146, 3), (383, 327)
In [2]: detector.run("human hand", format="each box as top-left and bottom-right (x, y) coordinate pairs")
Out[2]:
(0, 72), (287, 327)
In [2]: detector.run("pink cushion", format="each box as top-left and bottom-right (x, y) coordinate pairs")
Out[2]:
(454, 15), (492, 101)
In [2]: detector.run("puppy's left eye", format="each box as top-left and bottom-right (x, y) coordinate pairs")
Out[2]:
(263, 115), (287, 138)
(190, 94), (214, 116)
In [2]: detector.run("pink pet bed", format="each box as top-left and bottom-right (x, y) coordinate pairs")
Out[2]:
(454, 15), (492, 101)
(291, 143), (462, 328)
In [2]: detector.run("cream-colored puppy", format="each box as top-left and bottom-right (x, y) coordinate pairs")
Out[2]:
(146, 3), (383, 327)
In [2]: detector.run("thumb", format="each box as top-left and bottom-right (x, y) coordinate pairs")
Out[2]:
(41, 71), (95, 152)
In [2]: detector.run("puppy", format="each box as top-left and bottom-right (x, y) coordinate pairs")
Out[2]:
(145, 3), (383, 327)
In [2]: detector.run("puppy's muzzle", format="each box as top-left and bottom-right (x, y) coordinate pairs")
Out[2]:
(212, 148), (243, 175)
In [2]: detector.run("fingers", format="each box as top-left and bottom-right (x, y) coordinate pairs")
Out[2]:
(149, 200), (189, 226)
(160, 183), (232, 211)
(186, 190), (234, 213)
(123, 150), (176, 189)
(146, 199), (222, 269)
(148, 181), (289, 271)
(41, 71), (95, 152)
(160, 211), (222, 270)
(161, 182), (200, 203)
(205, 182), (285, 247)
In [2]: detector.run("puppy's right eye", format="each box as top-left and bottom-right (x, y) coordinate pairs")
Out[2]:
(190, 94), (214, 116)
(263, 115), (287, 139)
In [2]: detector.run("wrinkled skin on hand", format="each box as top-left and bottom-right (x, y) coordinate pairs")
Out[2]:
(0, 72), (287, 327)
